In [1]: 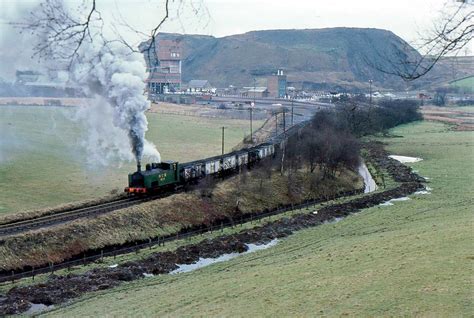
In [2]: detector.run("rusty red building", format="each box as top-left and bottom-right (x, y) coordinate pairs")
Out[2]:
(143, 39), (182, 94)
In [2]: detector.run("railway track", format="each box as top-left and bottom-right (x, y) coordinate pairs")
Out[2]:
(0, 119), (310, 239)
(0, 195), (166, 238)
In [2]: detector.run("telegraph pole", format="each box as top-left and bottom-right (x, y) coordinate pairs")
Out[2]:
(291, 99), (294, 126)
(250, 78), (256, 143)
(369, 79), (373, 107)
(283, 108), (286, 133)
(221, 126), (225, 156)
(249, 104), (253, 143)
(275, 113), (278, 136)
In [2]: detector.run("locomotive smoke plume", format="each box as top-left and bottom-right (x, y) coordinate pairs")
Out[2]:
(71, 40), (160, 166)
(1, 1), (160, 167)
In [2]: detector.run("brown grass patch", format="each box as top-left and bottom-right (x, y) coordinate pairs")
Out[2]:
(0, 165), (361, 271)
(421, 106), (474, 131)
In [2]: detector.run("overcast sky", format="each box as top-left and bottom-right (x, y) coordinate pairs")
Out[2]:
(1, 0), (451, 40)
(112, 0), (449, 42)
(0, 0), (463, 79)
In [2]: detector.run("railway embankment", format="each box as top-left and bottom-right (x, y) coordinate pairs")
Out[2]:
(0, 141), (426, 315)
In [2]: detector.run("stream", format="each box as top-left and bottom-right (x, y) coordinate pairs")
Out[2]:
(358, 162), (377, 193)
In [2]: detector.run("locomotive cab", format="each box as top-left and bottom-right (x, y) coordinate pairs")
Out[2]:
(125, 161), (179, 194)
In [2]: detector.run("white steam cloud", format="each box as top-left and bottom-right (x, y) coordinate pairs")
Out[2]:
(1, 1), (161, 167)
(70, 40), (160, 166)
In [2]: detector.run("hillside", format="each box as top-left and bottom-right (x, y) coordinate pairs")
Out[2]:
(154, 28), (467, 91)
(40, 118), (474, 316)
(427, 56), (474, 90)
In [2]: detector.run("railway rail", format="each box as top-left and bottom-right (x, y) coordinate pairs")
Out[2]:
(0, 118), (309, 239)
(0, 194), (171, 238)
(0, 187), (364, 283)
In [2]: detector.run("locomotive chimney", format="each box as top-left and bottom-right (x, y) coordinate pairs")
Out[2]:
(137, 162), (141, 172)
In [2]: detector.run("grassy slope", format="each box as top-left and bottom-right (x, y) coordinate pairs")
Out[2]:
(44, 120), (473, 317)
(450, 76), (474, 91)
(0, 106), (259, 215)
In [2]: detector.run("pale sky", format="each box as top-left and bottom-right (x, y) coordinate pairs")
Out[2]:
(0, 0), (462, 79)
(111, 0), (450, 44)
(0, 0), (455, 45)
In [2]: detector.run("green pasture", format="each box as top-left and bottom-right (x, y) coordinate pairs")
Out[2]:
(0, 106), (259, 215)
(44, 120), (473, 317)
(450, 76), (474, 93)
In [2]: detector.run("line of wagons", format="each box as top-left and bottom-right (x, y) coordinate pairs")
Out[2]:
(125, 143), (276, 194)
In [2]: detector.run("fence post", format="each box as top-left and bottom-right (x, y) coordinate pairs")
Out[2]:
(100, 249), (104, 261)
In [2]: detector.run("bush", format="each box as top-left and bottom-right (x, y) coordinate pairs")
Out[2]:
(280, 98), (422, 179)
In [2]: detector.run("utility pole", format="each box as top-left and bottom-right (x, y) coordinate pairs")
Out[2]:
(283, 108), (286, 133)
(291, 99), (294, 126)
(369, 79), (373, 108)
(221, 126), (225, 156)
(275, 113), (278, 136)
(250, 78), (256, 143)
(249, 104), (253, 143)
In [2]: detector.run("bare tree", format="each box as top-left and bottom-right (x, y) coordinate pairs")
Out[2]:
(15, 0), (207, 69)
(370, 0), (473, 80)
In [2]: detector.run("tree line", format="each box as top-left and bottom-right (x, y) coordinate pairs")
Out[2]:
(279, 98), (422, 179)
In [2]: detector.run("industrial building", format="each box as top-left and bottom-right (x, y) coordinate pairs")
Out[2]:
(267, 69), (287, 98)
(187, 80), (214, 93)
(144, 39), (182, 94)
(242, 87), (269, 98)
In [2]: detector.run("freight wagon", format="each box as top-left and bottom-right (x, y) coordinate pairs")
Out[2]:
(125, 142), (275, 194)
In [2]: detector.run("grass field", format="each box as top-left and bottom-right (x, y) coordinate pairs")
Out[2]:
(42, 119), (473, 317)
(0, 106), (260, 215)
(449, 76), (474, 93)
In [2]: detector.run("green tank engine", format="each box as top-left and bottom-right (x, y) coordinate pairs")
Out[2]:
(125, 160), (179, 194)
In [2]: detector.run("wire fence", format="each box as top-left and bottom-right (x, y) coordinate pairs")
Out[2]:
(0, 188), (363, 285)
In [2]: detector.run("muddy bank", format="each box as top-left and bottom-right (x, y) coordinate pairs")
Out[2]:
(0, 141), (425, 315)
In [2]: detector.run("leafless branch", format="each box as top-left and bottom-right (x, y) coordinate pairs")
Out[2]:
(14, 0), (103, 69)
(366, 1), (473, 81)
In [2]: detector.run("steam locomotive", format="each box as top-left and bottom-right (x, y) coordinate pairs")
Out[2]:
(125, 143), (275, 194)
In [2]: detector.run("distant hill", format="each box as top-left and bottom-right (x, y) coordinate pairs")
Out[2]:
(154, 28), (470, 92)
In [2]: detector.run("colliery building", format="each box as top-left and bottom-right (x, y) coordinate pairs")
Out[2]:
(267, 69), (287, 98)
(143, 39), (182, 94)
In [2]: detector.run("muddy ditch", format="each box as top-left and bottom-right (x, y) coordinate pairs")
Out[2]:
(0, 189), (363, 279)
(0, 141), (426, 315)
